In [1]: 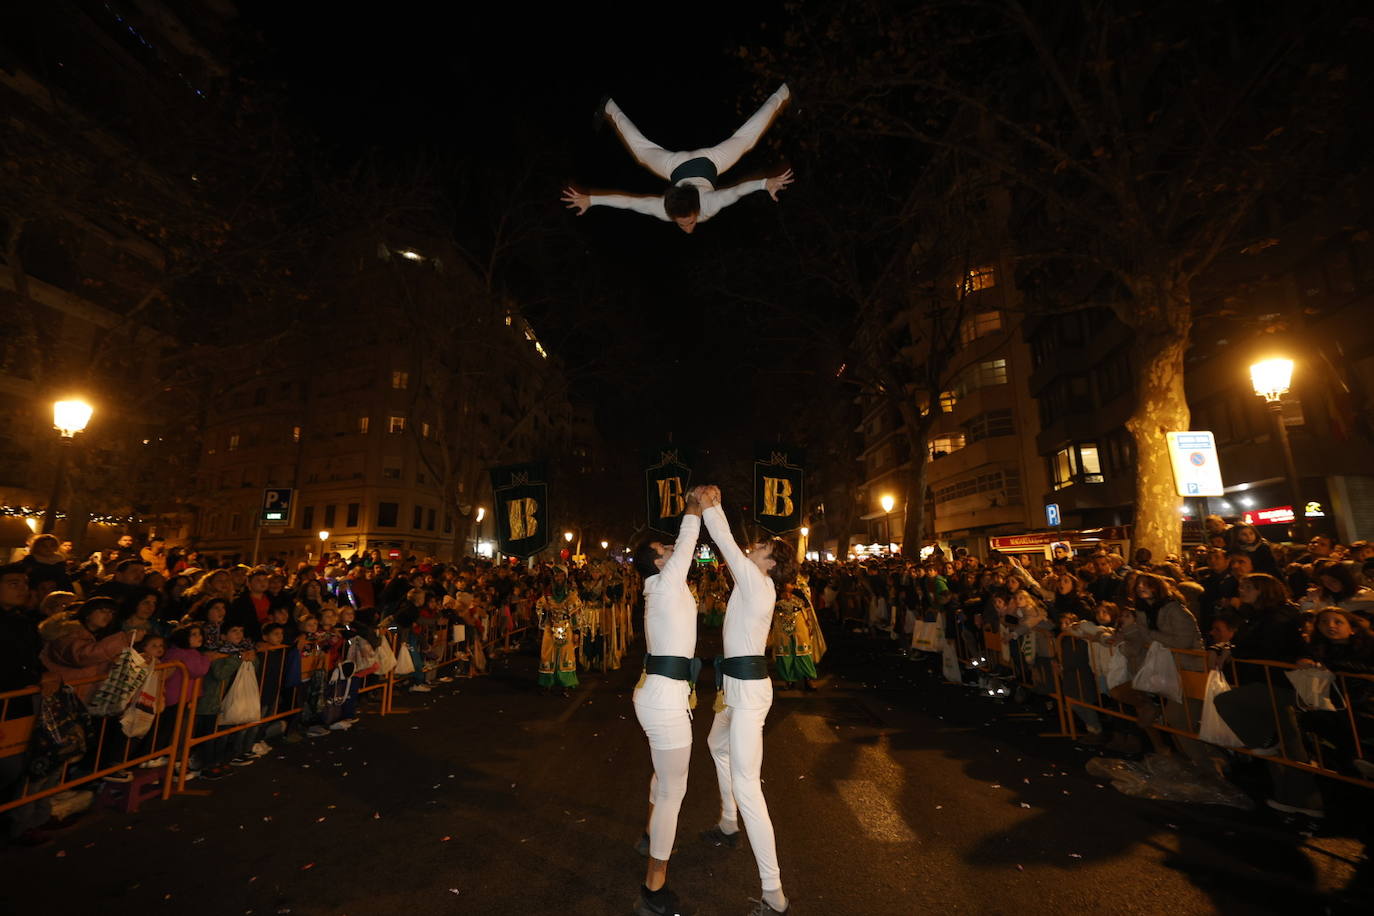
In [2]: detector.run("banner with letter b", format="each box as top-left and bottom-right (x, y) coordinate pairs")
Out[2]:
(490, 462), (551, 558)
(753, 444), (804, 535)
(645, 446), (694, 535)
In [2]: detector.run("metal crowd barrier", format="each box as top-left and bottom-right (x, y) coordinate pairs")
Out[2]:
(1, 661), (190, 814)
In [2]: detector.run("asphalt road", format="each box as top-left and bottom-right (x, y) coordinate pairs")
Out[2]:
(4, 625), (1369, 916)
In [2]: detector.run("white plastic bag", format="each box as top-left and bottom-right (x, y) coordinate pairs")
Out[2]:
(394, 640), (416, 676)
(119, 665), (159, 738)
(1104, 647), (1131, 690)
(1131, 641), (1182, 704)
(374, 634), (397, 676)
(218, 661), (261, 726)
(1285, 667), (1338, 712)
(911, 620), (939, 653)
(1197, 670), (1244, 748)
(941, 640), (962, 684)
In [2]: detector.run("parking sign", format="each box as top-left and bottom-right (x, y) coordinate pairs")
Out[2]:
(1165, 432), (1224, 498)
(261, 488), (294, 527)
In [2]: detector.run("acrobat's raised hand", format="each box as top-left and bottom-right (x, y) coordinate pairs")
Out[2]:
(563, 84), (794, 234)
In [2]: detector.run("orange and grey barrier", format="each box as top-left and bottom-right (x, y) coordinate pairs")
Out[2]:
(175, 644), (302, 793)
(1, 661), (189, 814)
(1053, 632), (1374, 791)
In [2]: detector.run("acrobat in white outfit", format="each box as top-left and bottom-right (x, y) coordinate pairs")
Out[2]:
(562, 84), (795, 234)
(699, 486), (797, 916)
(631, 491), (703, 916)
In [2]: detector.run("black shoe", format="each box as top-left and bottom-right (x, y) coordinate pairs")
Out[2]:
(747, 898), (789, 915)
(701, 824), (739, 848)
(560, 688), (571, 698)
(636, 884), (691, 916)
(593, 95), (611, 132)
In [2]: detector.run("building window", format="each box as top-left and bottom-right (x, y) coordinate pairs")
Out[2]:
(928, 434), (966, 460)
(1051, 442), (1105, 490)
(383, 466), (401, 480)
(959, 265), (997, 294)
(939, 390), (957, 413)
(228, 432), (240, 451)
(444, 513), (453, 534)
(392, 370), (409, 389)
(416, 471), (426, 484)
(965, 409), (1015, 443)
(358, 416), (370, 434)
(933, 469), (1022, 505)
(324, 505), (337, 528)
(230, 513), (242, 532)
(346, 503), (360, 527)
(977, 358), (1007, 387)
(253, 387), (267, 406)
(421, 421), (431, 439)
(427, 508), (436, 531)
(388, 416), (406, 434)
(959, 311), (1003, 346)
(302, 505), (315, 529)
(291, 425), (301, 443)
(412, 505), (424, 529)
(377, 502), (398, 527)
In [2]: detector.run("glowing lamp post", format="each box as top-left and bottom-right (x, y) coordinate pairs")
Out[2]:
(564, 531), (574, 543)
(600, 540), (609, 552)
(42, 399), (94, 534)
(1249, 357), (1305, 540)
(798, 526), (810, 562)
(879, 494), (896, 548)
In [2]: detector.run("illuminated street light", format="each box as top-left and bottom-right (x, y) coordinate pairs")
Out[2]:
(1249, 358), (1294, 403)
(880, 494), (896, 514)
(476, 507), (486, 523)
(1249, 357), (1305, 540)
(53, 400), (94, 438)
(318, 530), (330, 543)
(800, 526), (810, 537)
(42, 399), (94, 534)
(600, 540), (609, 550)
(564, 531), (574, 543)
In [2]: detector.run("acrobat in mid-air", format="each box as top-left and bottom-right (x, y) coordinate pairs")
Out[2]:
(561, 84), (795, 234)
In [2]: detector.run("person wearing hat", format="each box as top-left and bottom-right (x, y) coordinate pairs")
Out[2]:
(535, 566), (583, 697)
(630, 487), (704, 916)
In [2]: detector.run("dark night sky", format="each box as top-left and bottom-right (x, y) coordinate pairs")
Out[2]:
(236, 3), (811, 464)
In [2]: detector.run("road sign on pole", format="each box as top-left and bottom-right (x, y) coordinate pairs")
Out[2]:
(1165, 431), (1224, 497)
(261, 488), (294, 527)
(1045, 503), (1061, 527)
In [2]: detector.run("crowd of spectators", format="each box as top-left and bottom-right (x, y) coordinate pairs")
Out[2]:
(800, 517), (1374, 822)
(1, 532), (581, 847)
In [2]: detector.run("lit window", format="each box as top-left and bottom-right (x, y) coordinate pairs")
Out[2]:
(959, 311), (1003, 346)
(960, 266), (996, 294)
(392, 371), (409, 389)
(358, 416), (370, 434)
(1051, 442), (1103, 490)
(228, 432), (240, 451)
(928, 434), (966, 460)
(291, 426), (301, 443)
(978, 359), (1008, 387)
(388, 416), (406, 434)
(382, 466), (401, 480)
(1052, 447), (1077, 491)
(505, 314), (513, 326)
(1079, 445), (1104, 483)
(421, 422), (431, 438)
(939, 390), (958, 413)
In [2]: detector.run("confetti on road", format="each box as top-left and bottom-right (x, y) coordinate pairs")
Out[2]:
(301, 863), (315, 871)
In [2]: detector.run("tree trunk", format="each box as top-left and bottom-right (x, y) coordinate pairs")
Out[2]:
(1125, 322), (1191, 561)
(901, 456), (928, 557)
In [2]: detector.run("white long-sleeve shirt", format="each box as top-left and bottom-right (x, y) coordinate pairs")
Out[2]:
(636, 513), (701, 710)
(702, 504), (775, 710)
(589, 178), (769, 224)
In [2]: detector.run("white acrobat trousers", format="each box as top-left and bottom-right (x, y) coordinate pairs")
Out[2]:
(707, 702), (782, 891)
(634, 701), (693, 861)
(606, 84), (790, 182)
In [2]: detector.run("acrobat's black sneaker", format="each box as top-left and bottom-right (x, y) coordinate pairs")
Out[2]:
(635, 884), (692, 916)
(700, 824), (740, 848)
(746, 898), (790, 915)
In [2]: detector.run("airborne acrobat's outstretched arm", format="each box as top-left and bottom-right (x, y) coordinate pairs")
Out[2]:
(561, 185), (669, 222)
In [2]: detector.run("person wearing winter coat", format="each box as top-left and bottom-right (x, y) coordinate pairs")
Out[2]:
(40, 599), (143, 701)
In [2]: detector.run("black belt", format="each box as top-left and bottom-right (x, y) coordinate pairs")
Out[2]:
(644, 654), (702, 683)
(714, 655), (769, 690)
(669, 156), (718, 185)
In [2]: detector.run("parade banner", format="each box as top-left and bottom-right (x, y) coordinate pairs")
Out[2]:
(753, 444), (805, 535)
(645, 446), (694, 535)
(489, 462), (551, 558)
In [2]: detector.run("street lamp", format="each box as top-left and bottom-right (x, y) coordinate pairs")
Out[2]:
(476, 507), (486, 523)
(879, 494), (896, 546)
(1249, 357), (1306, 540)
(42, 399), (94, 534)
(564, 531), (574, 543)
(600, 540), (609, 550)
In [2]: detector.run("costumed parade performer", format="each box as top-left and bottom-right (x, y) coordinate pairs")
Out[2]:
(769, 582), (822, 691)
(700, 485), (799, 916)
(535, 566), (582, 697)
(630, 488), (704, 916)
(561, 84), (795, 233)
